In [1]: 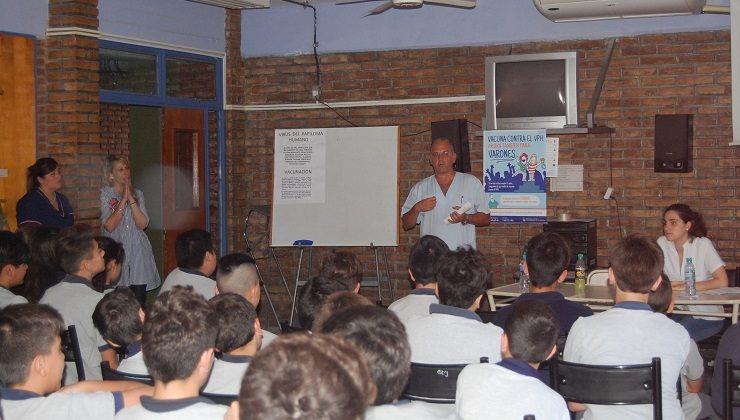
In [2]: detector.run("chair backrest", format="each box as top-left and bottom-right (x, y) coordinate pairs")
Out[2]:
(402, 362), (469, 403)
(586, 269), (609, 286)
(100, 361), (153, 385)
(550, 357), (662, 420)
(61, 325), (85, 381)
(201, 392), (237, 406)
(723, 358), (740, 420)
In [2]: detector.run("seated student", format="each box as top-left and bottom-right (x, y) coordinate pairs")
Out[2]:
(202, 293), (261, 395)
(564, 235), (690, 420)
(159, 229), (217, 299)
(405, 247), (503, 364)
(493, 232), (592, 336)
(318, 249), (363, 292)
(388, 235), (449, 326)
(92, 288), (147, 376)
(296, 275), (350, 331)
(215, 253), (277, 347)
(711, 320), (740, 419)
(648, 276), (704, 420)
(0, 231), (30, 308)
(234, 333), (376, 420)
(312, 291), (373, 332)
(0, 303), (150, 420)
(115, 286), (226, 419)
(319, 304), (457, 420)
(92, 237), (125, 293)
(21, 226), (64, 303)
(456, 300), (569, 420)
(39, 224), (116, 383)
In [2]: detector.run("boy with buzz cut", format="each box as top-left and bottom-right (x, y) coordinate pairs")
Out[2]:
(92, 287), (148, 376)
(404, 247), (503, 364)
(215, 253), (277, 347)
(388, 235), (449, 326)
(564, 235), (690, 420)
(115, 286), (226, 419)
(202, 293), (262, 395)
(0, 303), (151, 420)
(493, 232), (592, 335)
(0, 231), (30, 308)
(39, 224), (116, 383)
(456, 300), (570, 420)
(159, 229), (218, 299)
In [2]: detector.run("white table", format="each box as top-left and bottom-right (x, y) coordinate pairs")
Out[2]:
(486, 283), (740, 324)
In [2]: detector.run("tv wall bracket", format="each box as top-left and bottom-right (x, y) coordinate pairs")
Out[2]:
(587, 37), (616, 129)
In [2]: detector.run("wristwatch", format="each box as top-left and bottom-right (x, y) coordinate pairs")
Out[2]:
(461, 214), (469, 226)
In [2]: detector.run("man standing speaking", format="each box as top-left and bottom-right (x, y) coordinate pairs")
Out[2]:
(401, 138), (490, 249)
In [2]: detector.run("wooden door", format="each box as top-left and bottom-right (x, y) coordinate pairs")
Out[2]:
(162, 108), (205, 274)
(0, 35), (36, 230)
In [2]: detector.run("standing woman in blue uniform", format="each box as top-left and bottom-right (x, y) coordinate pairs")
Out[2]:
(16, 158), (74, 228)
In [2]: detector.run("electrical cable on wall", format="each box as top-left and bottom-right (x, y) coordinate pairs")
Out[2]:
(606, 131), (624, 237)
(281, 0), (359, 126)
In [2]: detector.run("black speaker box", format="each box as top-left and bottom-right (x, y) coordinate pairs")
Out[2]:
(431, 119), (471, 173)
(654, 114), (692, 173)
(542, 219), (597, 271)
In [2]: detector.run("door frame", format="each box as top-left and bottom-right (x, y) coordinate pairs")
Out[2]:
(99, 40), (227, 254)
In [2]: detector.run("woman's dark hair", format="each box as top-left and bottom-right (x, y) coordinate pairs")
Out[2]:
(26, 158), (59, 192)
(22, 226), (64, 302)
(92, 236), (126, 292)
(664, 203), (708, 238)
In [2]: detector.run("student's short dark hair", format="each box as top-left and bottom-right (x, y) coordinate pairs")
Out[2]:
(0, 303), (64, 386)
(436, 247), (490, 309)
(319, 250), (362, 290)
(209, 293), (256, 353)
(92, 287), (142, 347)
(92, 236), (125, 292)
(55, 224), (96, 274)
(312, 291), (373, 332)
(609, 235), (663, 293)
(143, 286), (216, 383)
(239, 333), (376, 420)
(318, 305), (411, 405)
(526, 232), (571, 288)
(0, 231), (30, 269)
(408, 235), (449, 286)
(175, 229), (214, 270)
(504, 300), (559, 364)
(297, 276), (348, 330)
(648, 275), (673, 314)
(216, 253), (258, 295)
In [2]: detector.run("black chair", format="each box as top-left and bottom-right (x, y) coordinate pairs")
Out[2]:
(61, 325), (85, 381)
(402, 362), (470, 403)
(727, 268), (739, 288)
(723, 358), (740, 420)
(100, 361), (153, 385)
(550, 357), (662, 420)
(201, 392), (237, 406)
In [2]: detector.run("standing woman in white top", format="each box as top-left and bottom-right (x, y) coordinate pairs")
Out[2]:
(100, 155), (161, 306)
(657, 203), (728, 341)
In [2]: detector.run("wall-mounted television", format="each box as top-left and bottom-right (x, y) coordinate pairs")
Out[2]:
(484, 51), (578, 130)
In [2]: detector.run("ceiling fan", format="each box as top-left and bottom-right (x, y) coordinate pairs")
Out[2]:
(336, 0), (476, 16)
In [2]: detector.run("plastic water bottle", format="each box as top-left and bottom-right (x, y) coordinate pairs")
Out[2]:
(519, 252), (530, 293)
(684, 257), (697, 298)
(574, 253), (587, 295)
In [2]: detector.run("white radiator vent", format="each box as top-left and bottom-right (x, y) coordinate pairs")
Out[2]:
(186, 0), (269, 9)
(533, 0), (706, 22)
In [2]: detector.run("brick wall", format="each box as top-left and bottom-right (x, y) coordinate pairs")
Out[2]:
(226, 31), (739, 317)
(41, 0), (103, 226)
(99, 103), (130, 157)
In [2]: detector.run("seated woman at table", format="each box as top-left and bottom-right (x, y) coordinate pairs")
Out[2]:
(658, 203), (728, 341)
(16, 158), (74, 229)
